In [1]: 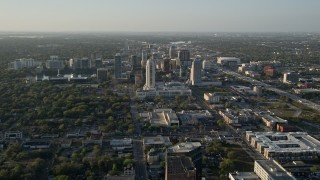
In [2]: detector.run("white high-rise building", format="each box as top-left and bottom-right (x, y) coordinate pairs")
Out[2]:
(190, 59), (202, 85)
(143, 59), (156, 90)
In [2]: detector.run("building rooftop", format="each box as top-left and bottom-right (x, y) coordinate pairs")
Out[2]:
(255, 160), (296, 180)
(110, 138), (132, 146)
(166, 156), (195, 174)
(247, 131), (320, 153)
(228, 172), (259, 180)
(167, 142), (201, 153)
(143, 135), (172, 146)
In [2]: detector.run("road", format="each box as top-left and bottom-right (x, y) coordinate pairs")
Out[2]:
(133, 139), (148, 180)
(129, 85), (148, 180)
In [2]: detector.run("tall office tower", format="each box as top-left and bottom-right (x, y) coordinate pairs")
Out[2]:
(141, 50), (148, 68)
(169, 45), (177, 59)
(190, 59), (202, 85)
(73, 58), (91, 70)
(46, 56), (65, 70)
(161, 58), (171, 73)
(97, 68), (108, 81)
(178, 49), (191, 67)
(131, 55), (139, 72)
(143, 59), (156, 90)
(178, 49), (191, 78)
(114, 53), (122, 78)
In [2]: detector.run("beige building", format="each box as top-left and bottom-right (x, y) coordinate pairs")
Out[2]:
(254, 160), (296, 180)
(204, 92), (221, 104)
(246, 131), (320, 161)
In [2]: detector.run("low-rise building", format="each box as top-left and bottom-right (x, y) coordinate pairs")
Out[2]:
(217, 57), (240, 66)
(204, 92), (221, 104)
(246, 131), (320, 161)
(4, 131), (23, 140)
(276, 124), (297, 132)
(123, 164), (135, 176)
(167, 142), (202, 180)
(110, 138), (133, 152)
(260, 113), (288, 129)
(23, 140), (51, 149)
(143, 135), (172, 149)
(228, 172), (260, 180)
(177, 110), (212, 126)
(165, 156), (196, 180)
(219, 109), (256, 125)
(136, 82), (192, 99)
(144, 109), (179, 127)
(254, 160), (296, 180)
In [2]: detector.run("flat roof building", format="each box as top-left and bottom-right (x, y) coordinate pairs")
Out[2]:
(228, 172), (260, 180)
(217, 57), (240, 66)
(254, 160), (296, 180)
(136, 82), (192, 99)
(165, 156), (196, 180)
(143, 135), (172, 149)
(144, 109), (179, 127)
(167, 142), (202, 180)
(246, 131), (320, 161)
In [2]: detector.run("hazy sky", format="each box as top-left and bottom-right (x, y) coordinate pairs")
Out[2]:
(1, 0), (319, 32)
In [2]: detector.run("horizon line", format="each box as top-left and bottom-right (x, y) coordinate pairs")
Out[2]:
(0, 30), (319, 34)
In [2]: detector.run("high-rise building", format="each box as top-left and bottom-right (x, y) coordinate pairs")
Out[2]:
(141, 50), (148, 68)
(73, 58), (91, 70)
(94, 58), (103, 68)
(143, 59), (156, 90)
(283, 72), (299, 83)
(169, 45), (177, 59)
(46, 56), (65, 70)
(97, 68), (108, 81)
(178, 50), (191, 67)
(178, 50), (191, 78)
(190, 59), (202, 85)
(161, 59), (171, 73)
(8, 58), (37, 70)
(131, 55), (139, 72)
(114, 53), (122, 78)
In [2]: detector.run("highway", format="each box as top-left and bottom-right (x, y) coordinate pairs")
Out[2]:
(223, 69), (320, 113)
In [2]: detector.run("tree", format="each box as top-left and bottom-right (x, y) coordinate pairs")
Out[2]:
(227, 151), (238, 160)
(123, 159), (134, 166)
(93, 145), (101, 157)
(55, 175), (70, 180)
(311, 165), (320, 172)
(219, 159), (235, 176)
(217, 119), (226, 128)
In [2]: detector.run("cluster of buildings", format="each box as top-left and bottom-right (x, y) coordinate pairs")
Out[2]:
(218, 108), (257, 125)
(229, 131), (320, 180)
(142, 135), (202, 180)
(238, 60), (281, 78)
(140, 109), (213, 127)
(8, 58), (41, 70)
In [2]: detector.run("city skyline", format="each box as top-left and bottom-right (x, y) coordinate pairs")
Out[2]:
(1, 0), (320, 32)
